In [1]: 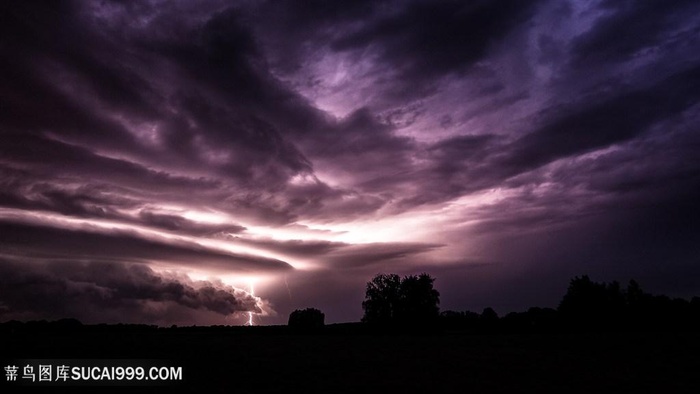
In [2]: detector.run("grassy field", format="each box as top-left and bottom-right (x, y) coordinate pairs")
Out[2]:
(2, 326), (699, 393)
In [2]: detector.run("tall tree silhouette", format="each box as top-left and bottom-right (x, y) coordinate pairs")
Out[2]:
(559, 275), (623, 328)
(362, 274), (402, 325)
(362, 273), (440, 327)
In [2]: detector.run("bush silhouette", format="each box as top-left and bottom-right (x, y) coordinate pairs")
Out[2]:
(288, 308), (325, 329)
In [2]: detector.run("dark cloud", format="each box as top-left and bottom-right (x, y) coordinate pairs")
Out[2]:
(0, 220), (292, 272)
(231, 237), (346, 258)
(251, 0), (543, 112)
(249, 0), (377, 74)
(321, 242), (444, 269)
(1, 0), (315, 190)
(0, 2), (156, 156)
(469, 120), (700, 238)
(402, 64), (700, 210)
(0, 259), (263, 324)
(419, 134), (503, 197)
(0, 167), (135, 218)
(230, 236), (442, 269)
(503, 65), (700, 172)
(138, 210), (246, 236)
(572, 0), (700, 66)
(330, 0), (540, 84)
(301, 109), (417, 198)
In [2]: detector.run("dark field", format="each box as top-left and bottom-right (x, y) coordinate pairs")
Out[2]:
(2, 325), (699, 393)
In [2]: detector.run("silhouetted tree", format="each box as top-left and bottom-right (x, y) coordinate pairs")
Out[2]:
(481, 307), (498, 320)
(362, 273), (402, 325)
(362, 273), (440, 327)
(480, 307), (500, 332)
(558, 275), (626, 329)
(556, 275), (700, 331)
(396, 274), (441, 325)
(288, 308), (325, 329)
(624, 279), (652, 326)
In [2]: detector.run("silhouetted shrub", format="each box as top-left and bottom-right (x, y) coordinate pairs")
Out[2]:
(288, 308), (325, 329)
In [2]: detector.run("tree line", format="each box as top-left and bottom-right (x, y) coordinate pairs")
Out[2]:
(289, 274), (700, 332)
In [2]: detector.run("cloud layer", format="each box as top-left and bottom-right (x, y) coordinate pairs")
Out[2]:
(0, 258), (267, 325)
(1, 0), (699, 324)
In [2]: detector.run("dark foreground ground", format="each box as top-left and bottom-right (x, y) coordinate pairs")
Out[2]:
(1, 324), (699, 393)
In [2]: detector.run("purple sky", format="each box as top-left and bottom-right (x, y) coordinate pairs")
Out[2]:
(1, 0), (699, 325)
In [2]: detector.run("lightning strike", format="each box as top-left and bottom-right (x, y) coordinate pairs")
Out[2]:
(284, 275), (292, 301)
(246, 280), (255, 326)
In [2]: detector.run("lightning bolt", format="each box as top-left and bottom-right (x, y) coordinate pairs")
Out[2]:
(284, 274), (292, 301)
(246, 280), (255, 326)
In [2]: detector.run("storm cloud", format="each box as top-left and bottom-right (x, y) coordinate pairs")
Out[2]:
(1, 0), (699, 324)
(0, 258), (266, 325)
